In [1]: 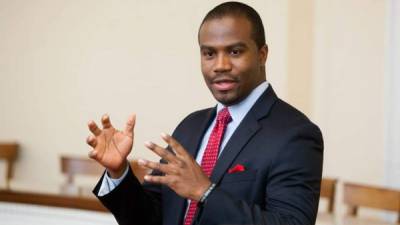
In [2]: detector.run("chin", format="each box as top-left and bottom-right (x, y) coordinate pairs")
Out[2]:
(209, 88), (241, 105)
(214, 95), (239, 106)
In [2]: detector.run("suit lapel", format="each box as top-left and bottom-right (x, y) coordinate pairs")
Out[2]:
(210, 86), (278, 184)
(167, 107), (216, 225)
(186, 107), (217, 158)
(168, 86), (277, 225)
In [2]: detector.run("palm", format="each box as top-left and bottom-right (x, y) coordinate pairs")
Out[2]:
(95, 127), (133, 171)
(87, 114), (136, 172)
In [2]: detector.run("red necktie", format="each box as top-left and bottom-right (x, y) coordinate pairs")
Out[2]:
(184, 107), (232, 225)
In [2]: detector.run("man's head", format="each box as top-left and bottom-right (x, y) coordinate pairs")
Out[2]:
(198, 2), (268, 106)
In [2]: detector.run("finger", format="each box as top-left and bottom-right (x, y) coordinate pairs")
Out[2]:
(88, 150), (98, 160)
(124, 113), (136, 138)
(161, 133), (188, 157)
(138, 158), (175, 175)
(86, 135), (97, 148)
(88, 120), (102, 136)
(144, 174), (170, 185)
(101, 114), (113, 129)
(145, 141), (179, 164)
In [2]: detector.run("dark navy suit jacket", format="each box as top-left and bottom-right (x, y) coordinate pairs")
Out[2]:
(94, 86), (324, 225)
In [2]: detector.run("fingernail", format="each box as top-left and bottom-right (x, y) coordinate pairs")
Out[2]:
(144, 175), (150, 180)
(138, 158), (147, 165)
(144, 141), (154, 148)
(89, 150), (97, 157)
(161, 133), (169, 139)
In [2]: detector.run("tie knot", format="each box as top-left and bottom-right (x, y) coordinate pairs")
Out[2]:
(217, 107), (232, 124)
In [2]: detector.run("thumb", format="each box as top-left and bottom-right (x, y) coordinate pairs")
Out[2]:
(88, 150), (99, 161)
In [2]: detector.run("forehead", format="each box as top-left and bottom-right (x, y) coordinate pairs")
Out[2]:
(199, 16), (253, 47)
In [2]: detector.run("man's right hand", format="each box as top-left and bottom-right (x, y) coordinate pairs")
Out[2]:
(86, 114), (136, 178)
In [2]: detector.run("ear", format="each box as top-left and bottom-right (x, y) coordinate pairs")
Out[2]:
(258, 44), (268, 65)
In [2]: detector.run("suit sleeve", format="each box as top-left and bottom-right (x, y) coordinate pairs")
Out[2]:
(91, 111), (201, 225)
(93, 166), (163, 225)
(196, 123), (324, 225)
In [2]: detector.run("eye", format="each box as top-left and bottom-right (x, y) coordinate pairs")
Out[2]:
(230, 48), (242, 56)
(202, 50), (215, 59)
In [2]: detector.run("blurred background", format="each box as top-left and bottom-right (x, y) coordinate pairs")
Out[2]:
(0, 0), (399, 224)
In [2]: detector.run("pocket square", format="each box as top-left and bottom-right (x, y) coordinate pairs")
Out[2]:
(228, 164), (246, 174)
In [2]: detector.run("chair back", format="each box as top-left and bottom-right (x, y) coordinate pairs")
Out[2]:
(61, 156), (103, 183)
(343, 182), (400, 223)
(60, 156), (150, 195)
(320, 178), (337, 213)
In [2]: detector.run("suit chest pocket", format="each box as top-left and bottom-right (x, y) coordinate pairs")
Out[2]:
(218, 170), (257, 202)
(220, 169), (257, 183)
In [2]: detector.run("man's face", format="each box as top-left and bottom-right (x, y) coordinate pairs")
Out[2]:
(199, 16), (267, 106)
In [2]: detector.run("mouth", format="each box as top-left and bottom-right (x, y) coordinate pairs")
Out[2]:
(212, 78), (238, 92)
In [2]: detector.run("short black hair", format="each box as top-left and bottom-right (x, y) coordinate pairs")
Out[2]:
(199, 1), (266, 49)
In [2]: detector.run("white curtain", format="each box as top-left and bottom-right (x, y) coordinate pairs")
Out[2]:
(384, 0), (400, 188)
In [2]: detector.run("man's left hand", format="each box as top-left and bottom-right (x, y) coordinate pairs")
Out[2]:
(138, 133), (211, 201)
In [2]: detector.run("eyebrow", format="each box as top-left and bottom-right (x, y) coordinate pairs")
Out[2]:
(200, 42), (248, 50)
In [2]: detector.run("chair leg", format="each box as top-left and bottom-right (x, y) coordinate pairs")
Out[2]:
(6, 162), (13, 190)
(328, 200), (334, 213)
(347, 206), (358, 216)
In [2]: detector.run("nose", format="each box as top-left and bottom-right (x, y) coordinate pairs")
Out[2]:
(214, 53), (232, 73)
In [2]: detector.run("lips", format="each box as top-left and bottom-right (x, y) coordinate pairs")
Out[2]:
(212, 79), (238, 91)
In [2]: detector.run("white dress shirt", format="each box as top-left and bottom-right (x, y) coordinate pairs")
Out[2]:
(98, 81), (269, 197)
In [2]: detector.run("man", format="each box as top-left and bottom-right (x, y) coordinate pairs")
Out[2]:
(86, 2), (323, 225)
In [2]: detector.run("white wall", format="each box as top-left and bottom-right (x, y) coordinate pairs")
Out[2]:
(312, 0), (386, 185)
(0, 0), (289, 190)
(0, 0), (391, 196)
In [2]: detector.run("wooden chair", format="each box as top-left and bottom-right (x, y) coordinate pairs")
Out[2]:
(60, 156), (150, 195)
(343, 182), (400, 223)
(320, 177), (337, 213)
(0, 143), (19, 190)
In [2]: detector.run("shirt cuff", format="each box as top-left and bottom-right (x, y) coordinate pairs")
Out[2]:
(97, 164), (129, 196)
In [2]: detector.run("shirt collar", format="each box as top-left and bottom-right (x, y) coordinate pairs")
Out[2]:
(216, 81), (269, 122)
